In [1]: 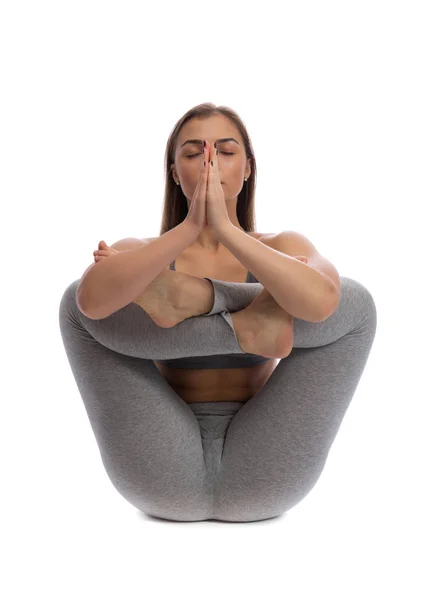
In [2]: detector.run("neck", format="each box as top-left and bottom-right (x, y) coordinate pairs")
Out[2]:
(192, 224), (241, 253)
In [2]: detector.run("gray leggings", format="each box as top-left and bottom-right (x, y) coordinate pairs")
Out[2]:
(58, 275), (377, 523)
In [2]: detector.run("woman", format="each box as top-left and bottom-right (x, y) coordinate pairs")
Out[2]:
(59, 102), (377, 523)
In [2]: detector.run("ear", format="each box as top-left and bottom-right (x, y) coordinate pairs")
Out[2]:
(245, 157), (251, 180)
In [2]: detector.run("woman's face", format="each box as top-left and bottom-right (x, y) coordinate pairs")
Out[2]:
(172, 116), (251, 202)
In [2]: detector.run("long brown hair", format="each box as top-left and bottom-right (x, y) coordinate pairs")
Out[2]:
(159, 102), (257, 236)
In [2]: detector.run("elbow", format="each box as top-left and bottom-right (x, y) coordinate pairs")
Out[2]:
(75, 286), (89, 316)
(76, 288), (105, 320)
(76, 279), (113, 320)
(76, 291), (124, 321)
(77, 304), (108, 321)
(317, 289), (341, 322)
(76, 293), (95, 320)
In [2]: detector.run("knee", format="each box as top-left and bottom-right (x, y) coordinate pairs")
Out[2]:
(58, 279), (82, 321)
(341, 276), (377, 327)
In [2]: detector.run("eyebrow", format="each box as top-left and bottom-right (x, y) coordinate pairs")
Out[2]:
(180, 137), (240, 148)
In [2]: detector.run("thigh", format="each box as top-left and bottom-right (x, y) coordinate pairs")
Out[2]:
(59, 280), (211, 521)
(214, 277), (377, 522)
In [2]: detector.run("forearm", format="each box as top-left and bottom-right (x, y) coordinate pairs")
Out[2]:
(77, 222), (199, 320)
(217, 224), (336, 322)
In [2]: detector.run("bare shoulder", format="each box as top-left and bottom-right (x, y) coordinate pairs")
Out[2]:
(257, 232), (279, 246)
(109, 236), (157, 251)
(259, 231), (292, 249)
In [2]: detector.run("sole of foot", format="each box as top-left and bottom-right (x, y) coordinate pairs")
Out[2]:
(133, 269), (200, 328)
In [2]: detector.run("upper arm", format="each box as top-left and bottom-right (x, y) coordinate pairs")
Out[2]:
(273, 230), (341, 297)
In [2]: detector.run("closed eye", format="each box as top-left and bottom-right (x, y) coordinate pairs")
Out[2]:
(187, 152), (234, 158)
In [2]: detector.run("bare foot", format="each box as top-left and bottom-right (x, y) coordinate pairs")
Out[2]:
(231, 289), (294, 358)
(133, 269), (200, 328)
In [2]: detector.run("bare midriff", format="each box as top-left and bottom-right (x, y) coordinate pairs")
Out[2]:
(152, 231), (280, 403)
(154, 360), (279, 403)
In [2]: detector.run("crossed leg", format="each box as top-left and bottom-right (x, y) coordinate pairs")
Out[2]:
(59, 275), (377, 522)
(214, 277), (377, 521)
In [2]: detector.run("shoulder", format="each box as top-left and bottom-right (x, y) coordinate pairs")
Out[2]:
(245, 231), (276, 244)
(109, 237), (156, 251)
(257, 231), (284, 248)
(261, 229), (318, 254)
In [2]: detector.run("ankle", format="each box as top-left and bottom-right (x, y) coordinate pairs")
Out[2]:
(229, 309), (252, 353)
(172, 272), (214, 316)
(196, 278), (214, 315)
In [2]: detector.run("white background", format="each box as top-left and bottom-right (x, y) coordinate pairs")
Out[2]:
(2, 0), (423, 598)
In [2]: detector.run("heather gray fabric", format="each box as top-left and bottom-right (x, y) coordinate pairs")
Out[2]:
(58, 275), (377, 522)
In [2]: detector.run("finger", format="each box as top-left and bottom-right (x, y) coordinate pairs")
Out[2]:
(193, 141), (208, 200)
(208, 146), (220, 192)
(201, 141), (208, 185)
(207, 142), (214, 185)
(204, 141), (209, 172)
(210, 142), (220, 186)
(209, 141), (215, 172)
(204, 141), (211, 188)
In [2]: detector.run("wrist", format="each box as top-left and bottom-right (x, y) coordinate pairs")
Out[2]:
(216, 221), (235, 240)
(181, 219), (202, 240)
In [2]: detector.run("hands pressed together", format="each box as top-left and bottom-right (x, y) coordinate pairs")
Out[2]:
(92, 139), (308, 265)
(183, 139), (233, 234)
